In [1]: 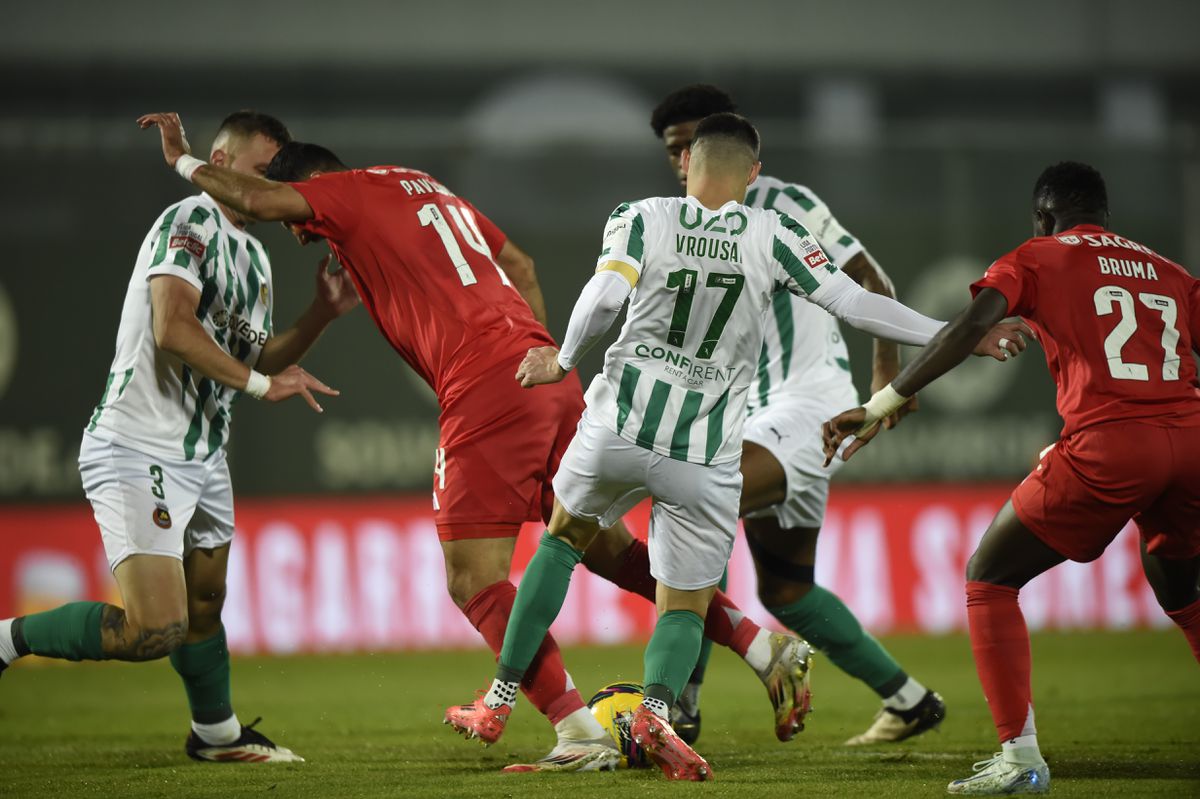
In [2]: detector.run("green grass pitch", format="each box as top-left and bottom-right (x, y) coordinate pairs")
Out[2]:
(1, 631), (1196, 798)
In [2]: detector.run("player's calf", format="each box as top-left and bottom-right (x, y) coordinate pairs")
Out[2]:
(0, 601), (185, 670)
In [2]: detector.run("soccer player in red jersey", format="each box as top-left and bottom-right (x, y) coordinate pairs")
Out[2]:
(137, 113), (816, 771)
(822, 162), (1200, 796)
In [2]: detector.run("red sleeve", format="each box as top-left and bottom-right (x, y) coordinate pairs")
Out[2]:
(1189, 278), (1200, 355)
(464, 201), (507, 257)
(289, 171), (363, 240)
(971, 242), (1037, 317)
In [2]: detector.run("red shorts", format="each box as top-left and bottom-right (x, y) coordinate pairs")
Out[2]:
(1011, 421), (1200, 562)
(432, 364), (585, 541)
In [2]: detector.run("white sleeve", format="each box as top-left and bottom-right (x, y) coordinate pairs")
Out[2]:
(556, 270), (633, 371)
(807, 270), (946, 346)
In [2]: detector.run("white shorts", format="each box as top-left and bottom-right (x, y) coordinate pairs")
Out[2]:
(552, 412), (742, 590)
(742, 385), (858, 529)
(79, 432), (236, 571)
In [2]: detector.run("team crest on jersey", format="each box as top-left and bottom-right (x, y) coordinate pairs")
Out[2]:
(152, 503), (172, 530)
(211, 309), (230, 329)
(259, 283), (269, 305)
(168, 223), (207, 259)
(1056, 235), (1081, 245)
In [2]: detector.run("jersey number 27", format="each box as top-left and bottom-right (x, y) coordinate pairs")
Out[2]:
(1094, 285), (1181, 381)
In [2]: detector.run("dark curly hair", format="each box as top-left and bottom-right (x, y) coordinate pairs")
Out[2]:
(1033, 161), (1108, 215)
(650, 84), (737, 138)
(265, 141), (348, 182)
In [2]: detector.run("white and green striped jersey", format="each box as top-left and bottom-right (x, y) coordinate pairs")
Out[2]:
(743, 176), (863, 412)
(86, 193), (274, 462)
(583, 195), (840, 466)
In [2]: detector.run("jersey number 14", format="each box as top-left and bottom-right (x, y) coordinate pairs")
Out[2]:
(417, 202), (511, 288)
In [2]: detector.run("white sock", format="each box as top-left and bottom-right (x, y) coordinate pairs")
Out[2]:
(1002, 733), (1045, 766)
(484, 678), (519, 710)
(0, 619), (19, 665)
(882, 677), (927, 712)
(642, 696), (670, 720)
(743, 629), (775, 674)
(554, 706), (607, 742)
(192, 713), (241, 746)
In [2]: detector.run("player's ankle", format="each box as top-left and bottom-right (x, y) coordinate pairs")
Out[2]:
(882, 676), (927, 712)
(484, 677), (520, 710)
(1001, 734), (1045, 766)
(0, 618), (25, 665)
(742, 628), (774, 674)
(192, 713), (241, 746)
(554, 706), (607, 742)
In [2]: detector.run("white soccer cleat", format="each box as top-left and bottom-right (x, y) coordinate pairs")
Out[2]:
(946, 752), (1050, 795)
(500, 738), (621, 773)
(185, 717), (304, 763)
(844, 690), (947, 745)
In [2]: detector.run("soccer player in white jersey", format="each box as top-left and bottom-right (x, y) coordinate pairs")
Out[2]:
(651, 84), (944, 745)
(448, 114), (1026, 781)
(0, 111), (357, 763)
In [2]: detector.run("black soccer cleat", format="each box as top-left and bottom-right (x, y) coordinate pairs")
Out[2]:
(844, 690), (947, 745)
(669, 702), (701, 746)
(185, 716), (304, 763)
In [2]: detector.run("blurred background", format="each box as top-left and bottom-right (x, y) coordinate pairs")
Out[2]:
(2, 0), (1198, 650)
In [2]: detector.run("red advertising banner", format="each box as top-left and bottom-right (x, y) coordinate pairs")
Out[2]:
(0, 487), (1168, 654)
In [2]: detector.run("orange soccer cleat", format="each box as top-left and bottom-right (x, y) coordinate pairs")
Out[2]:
(629, 705), (712, 781)
(444, 691), (512, 746)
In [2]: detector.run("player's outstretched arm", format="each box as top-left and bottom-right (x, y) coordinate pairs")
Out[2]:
(820, 288), (1019, 465)
(137, 112), (313, 222)
(150, 275), (338, 412)
(841, 251), (915, 429)
(256, 255), (360, 375)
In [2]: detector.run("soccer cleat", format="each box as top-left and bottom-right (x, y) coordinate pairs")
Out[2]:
(630, 706), (712, 781)
(185, 717), (304, 763)
(444, 692), (511, 746)
(844, 690), (947, 745)
(669, 683), (702, 745)
(755, 632), (814, 742)
(946, 752), (1050, 795)
(500, 739), (622, 773)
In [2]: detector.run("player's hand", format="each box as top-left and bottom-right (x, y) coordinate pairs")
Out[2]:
(821, 407), (881, 467)
(973, 319), (1036, 361)
(516, 346), (566, 388)
(870, 370), (918, 430)
(264, 364), (339, 412)
(137, 112), (192, 169)
(313, 254), (360, 321)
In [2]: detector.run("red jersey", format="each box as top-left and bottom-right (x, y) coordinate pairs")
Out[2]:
(290, 167), (555, 406)
(972, 224), (1200, 437)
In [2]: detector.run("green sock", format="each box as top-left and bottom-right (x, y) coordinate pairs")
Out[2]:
(497, 532), (582, 678)
(644, 610), (705, 706)
(19, 601), (107, 661)
(170, 626), (234, 724)
(769, 586), (907, 697)
(687, 568), (727, 686)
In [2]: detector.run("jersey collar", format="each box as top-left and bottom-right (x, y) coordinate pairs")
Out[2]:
(684, 194), (741, 213)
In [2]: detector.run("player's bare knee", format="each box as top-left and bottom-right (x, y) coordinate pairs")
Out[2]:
(187, 587), (226, 636)
(758, 577), (813, 609)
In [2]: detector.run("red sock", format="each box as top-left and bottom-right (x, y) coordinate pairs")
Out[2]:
(605, 538), (760, 654)
(966, 581), (1035, 742)
(1166, 597), (1200, 664)
(462, 580), (584, 724)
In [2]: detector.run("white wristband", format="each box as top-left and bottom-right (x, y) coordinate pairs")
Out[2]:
(174, 154), (206, 182)
(244, 370), (271, 400)
(858, 383), (910, 435)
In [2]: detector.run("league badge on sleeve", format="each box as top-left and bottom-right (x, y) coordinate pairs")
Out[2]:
(168, 223), (208, 259)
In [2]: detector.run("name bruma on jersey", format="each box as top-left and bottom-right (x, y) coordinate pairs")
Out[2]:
(1098, 256), (1159, 281)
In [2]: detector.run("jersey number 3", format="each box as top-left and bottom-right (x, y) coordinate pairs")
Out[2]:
(1094, 285), (1181, 381)
(417, 203), (510, 288)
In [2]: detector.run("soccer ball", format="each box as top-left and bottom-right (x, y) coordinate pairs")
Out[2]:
(587, 682), (650, 769)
